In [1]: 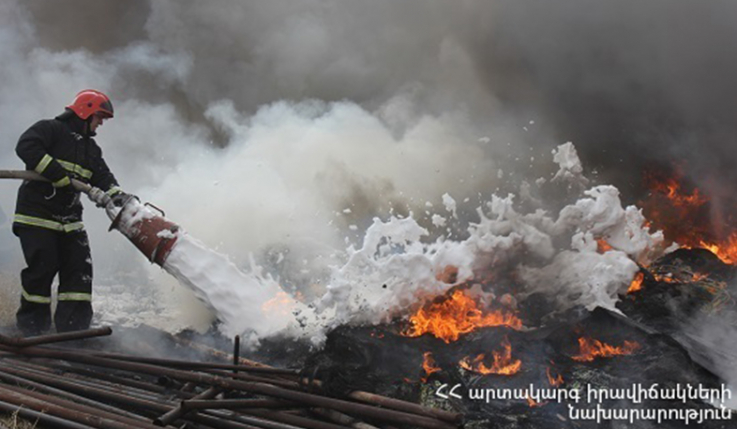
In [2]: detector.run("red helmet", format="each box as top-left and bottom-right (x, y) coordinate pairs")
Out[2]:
(66, 89), (114, 120)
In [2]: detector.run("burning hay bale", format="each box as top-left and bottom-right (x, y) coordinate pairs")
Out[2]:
(619, 248), (736, 333)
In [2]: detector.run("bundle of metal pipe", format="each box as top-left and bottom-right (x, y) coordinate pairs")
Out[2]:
(0, 327), (462, 429)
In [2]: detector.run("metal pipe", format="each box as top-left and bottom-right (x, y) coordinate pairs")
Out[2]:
(155, 386), (221, 427)
(207, 369), (300, 388)
(199, 411), (306, 429)
(40, 360), (195, 397)
(0, 361), (255, 429)
(310, 408), (381, 429)
(303, 379), (462, 424)
(0, 326), (112, 348)
(8, 359), (279, 429)
(0, 398), (98, 429)
(181, 399), (297, 410)
(172, 336), (273, 368)
(90, 351), (299, 375)
(0, 384), (167, 429)
(9, 361), (272, 429)
(0, 346), (458, 429)
(240, 409), (352, 429)
(0, 363), (149, 421)
(0, 362), (177, 418)
(234, 335), (241, 374)
(345, 390), (462, 424)
(5, 359), (181, 404)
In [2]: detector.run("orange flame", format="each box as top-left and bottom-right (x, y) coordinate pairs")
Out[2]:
(627, 272), (645, 293)
(650, 176), (708, 207)
(572, 337), (641, 362)
(422, 352), (441, 380)
(690, 272), (709, 282)
(459, 336), (521, 375)
(403, 290), (522, 343)
(261, 291), (295, 316)
(526, 395), (546, 408)
(546, 366), (564, 387)
(641, 170), (737, 265)
(696, 233), (737, 265)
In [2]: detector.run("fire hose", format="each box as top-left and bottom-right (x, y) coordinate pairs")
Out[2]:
(0, 169), (180, 266)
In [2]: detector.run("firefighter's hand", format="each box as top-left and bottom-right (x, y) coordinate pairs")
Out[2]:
(87, 187), (110, 208)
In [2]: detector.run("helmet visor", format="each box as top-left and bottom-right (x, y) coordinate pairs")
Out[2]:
(98, 99), (114, 118)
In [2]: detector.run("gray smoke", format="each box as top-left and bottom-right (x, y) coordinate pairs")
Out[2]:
(0, 1), (736, 334)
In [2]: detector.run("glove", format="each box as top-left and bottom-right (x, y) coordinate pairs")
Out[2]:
(110, 191), (135, 207)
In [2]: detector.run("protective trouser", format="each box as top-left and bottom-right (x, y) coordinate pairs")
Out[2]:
(14, 225), (92, 335)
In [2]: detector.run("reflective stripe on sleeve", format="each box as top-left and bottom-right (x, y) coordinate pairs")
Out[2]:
(14, 214), (84, 233)
(57, 160), (93, 180)
(58, 292), (92, 302)
(22, 288), (51, 304)
(34, 154), (53, 174)
(52, 176), (71, 188)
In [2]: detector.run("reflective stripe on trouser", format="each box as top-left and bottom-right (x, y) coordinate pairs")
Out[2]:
(14, 214), (84, 233)
(21, 287), (51, 304)
(15, 225), (93, 334)
(58, 292), (92, 302)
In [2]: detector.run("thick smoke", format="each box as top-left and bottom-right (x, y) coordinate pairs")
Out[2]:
(0, 1), (736, 341)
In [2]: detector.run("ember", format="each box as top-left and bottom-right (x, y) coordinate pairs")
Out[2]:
(546, 365), (564, 387)
(422, 352), (441, 379)
(403, 289), (522, 343)
(596, 238), (613, 253)
(572, 337), (641, 362)
(459, 336), (521, 375)
(525, 395), (546, 408)
(627, 272), (644, 293)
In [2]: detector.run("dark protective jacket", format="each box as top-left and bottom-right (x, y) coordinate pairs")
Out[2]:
(14, 110), (120, 232)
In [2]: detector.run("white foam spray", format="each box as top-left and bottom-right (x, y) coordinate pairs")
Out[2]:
(104, 199), (307, 341)
(101, 142), (665, 344)
(162, 233), (298, 340)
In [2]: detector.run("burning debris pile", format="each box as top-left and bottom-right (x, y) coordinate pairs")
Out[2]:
(302, 272), (732, 428)
(288, 148), (737, 428)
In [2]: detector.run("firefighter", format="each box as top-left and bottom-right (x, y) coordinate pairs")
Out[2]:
(13, 90), (131, 335)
